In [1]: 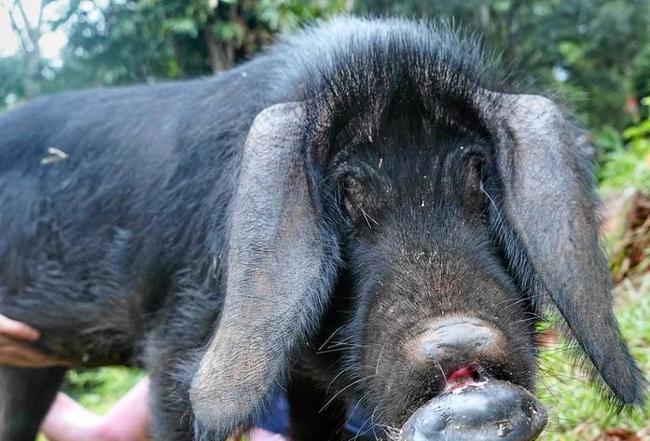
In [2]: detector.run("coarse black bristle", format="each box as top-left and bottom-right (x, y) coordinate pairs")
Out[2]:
(268, 17), (511, 160)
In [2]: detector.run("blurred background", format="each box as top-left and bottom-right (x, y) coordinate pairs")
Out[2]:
(1, 1), (648, 440)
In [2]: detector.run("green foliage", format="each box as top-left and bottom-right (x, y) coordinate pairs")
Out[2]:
(65, 0), (347, 82)
(50, 2), (179, 88)
(598, 97), (650, 195)
(0, 0), (348, 99)
(0, 56), (27, 108)
(632, 43), (650, 104)
(357, 0), (650, 130)
(63, 367), (145, 414)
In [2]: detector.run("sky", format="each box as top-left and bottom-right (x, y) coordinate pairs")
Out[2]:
(0, 0), (68, 59)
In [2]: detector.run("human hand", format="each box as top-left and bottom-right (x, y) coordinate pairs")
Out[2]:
(0, 314), (71, 367)
(248, 428), (288, 440)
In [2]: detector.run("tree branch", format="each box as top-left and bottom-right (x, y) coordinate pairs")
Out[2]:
(7, 6), (30, 53)
(37, 0), (44, 29)
(14, 0), (41, 52)
(14, 0), (32, 31)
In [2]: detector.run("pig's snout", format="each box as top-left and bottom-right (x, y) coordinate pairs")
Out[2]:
(399, 318), (546, 440)
(414, 318), (504, 365)
(399, 379), (548, 441)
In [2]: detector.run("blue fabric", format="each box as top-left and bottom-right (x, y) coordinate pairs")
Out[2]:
(254, 395), (375, 439)
(345, 405), (376, 438)
(255, 395), (289, 434)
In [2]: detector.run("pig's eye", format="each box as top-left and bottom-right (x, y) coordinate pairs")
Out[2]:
(333, 159), (387, 226)
(457, 147), (491, 213)
(466, 154), (486, 186)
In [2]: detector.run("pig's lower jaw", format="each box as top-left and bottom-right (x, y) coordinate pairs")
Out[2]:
(399, 379), (547, 441)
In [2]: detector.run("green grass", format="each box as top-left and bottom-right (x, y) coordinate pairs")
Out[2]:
(58, 276), (650, 440)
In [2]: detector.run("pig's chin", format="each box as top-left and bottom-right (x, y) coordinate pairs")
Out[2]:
(399, 378), (547, 441)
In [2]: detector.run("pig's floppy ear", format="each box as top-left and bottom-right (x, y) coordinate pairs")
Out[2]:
(488, 94), (645, 405)
(190, 102), (340, 435)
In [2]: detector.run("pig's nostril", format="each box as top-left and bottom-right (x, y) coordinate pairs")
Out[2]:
(414, 318), (503, 364)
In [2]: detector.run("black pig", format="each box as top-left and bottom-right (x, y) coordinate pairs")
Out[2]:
(0, 17), (645, 441)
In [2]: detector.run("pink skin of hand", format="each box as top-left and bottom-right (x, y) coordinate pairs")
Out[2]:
(41, 377), (151, 441)
(248, 428), (289, 441)
(41, 376), (289, 441)
(0, 314), (70, 367)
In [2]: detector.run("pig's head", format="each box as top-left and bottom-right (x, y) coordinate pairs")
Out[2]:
(333, 101), (548, 439)
(190, 58), (646, 441)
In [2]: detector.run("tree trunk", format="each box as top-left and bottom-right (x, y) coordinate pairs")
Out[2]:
(203, 28), (234, 73)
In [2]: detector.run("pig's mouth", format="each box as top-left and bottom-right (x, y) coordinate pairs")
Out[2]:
(443, 365), (484, 391)
(399, 366), (548, 441)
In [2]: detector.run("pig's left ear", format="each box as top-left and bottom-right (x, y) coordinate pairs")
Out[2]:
(487, 94), (646, 405)
(190, 102), (340, 436)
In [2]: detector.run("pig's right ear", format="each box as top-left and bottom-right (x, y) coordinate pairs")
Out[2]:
(190, 102), (340, 437)
(486, 94), (646, 406)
